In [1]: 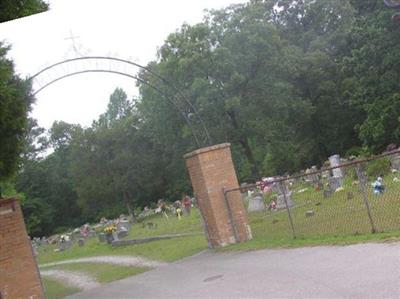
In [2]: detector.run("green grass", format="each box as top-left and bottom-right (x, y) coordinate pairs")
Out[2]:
(38, 210), (207, 297)
(220, 230), (400, 252)
(38, 234), (207, 265)
(45, 263), (148, 283)
(42, 277), (80, 299)
(38, 209), (207, 265)
(129, 209), (203, 238)
(232, 170), (400, 252)
(38, 177), (400, 298)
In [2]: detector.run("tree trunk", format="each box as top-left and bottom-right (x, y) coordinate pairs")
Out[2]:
(123, 190), (136, 223)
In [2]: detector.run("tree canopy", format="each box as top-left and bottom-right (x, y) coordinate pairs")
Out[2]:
(0, 0), (48, 182)
(9, 0), (400, 236)
(0, 0), (48, 23)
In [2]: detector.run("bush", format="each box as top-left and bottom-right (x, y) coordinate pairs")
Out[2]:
(366, 157), (391, 179)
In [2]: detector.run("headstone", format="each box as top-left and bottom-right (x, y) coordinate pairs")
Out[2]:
(276, 181), (294, 209)
(72, 228), (81, 240)
(117, 220), (130, 232)
(47, 234), (60, 245)
(305, 210), (315, 217)
(329, 154), (343, 178)
(327, 155), (344, 191)
(247, 191), (265, 212)
(321, 166), (330, 178)
(98, 233), (106, 243)
(309, 166), (319, 184)
(105, 233), (113, 244)
(117, 230), (128, 239)
(112, 231), (119, 241)
(390, 151), (400, 171)
(88, 230), (96, 238)
(328, 176), (343, 192)
(78, 238), (85, 247)
(304, 168), (311, 182)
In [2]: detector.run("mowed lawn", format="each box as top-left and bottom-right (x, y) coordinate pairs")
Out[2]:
(38, 208), (206, 265)
(228, 172), (400, 250)
(39, 209), (207, 298)
(38, 178), (400, 298)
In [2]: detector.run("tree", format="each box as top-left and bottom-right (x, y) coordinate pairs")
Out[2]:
(138, 3), (316, 178)
(343, 0), (400, 151)
(15, 120), (82, 235)
(0, 0), (48, 23)
(70, 88), (165, 221)
(0, 0), (48, 182)
(0, 44), (35, 181)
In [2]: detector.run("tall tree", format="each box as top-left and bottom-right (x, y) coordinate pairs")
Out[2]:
(343, 0), (400, 151)
(0, 0), (48, 23)
(0, 44), (35, 182)
(70, 88), (164, 220)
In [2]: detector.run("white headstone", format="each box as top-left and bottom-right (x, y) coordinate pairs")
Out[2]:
(329, 154), (343, 178)
(247, 193), (265, 212)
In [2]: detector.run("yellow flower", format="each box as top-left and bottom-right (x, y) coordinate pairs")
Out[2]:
(104, 225), (116, 233)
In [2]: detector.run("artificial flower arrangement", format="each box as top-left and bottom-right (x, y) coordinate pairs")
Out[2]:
(104, 225), (117, 234)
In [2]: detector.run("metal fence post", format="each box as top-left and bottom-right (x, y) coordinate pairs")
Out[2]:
(355, 163), (377, 233)
(280, 181), (296, 238)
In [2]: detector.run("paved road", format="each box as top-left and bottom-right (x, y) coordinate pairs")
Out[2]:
(68, 242), (400, 299)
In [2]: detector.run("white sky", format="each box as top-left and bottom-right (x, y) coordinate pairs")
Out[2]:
(0, 0), (247, 129)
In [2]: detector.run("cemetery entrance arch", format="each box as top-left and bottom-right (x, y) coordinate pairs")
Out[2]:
(29, 56), (212, 148)
(1, 56), (253, 298)
(28, 56), (252, 248)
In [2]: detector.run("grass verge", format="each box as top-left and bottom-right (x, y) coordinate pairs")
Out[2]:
(38, 234), (208, 265)
(219, 230), (400, 252)
(42, 277), (80, 299)
(44, 263), (148, 283)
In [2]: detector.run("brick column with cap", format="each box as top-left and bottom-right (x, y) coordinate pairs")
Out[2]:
(0, 198), (44, 299)
(184, 143), (252, 248)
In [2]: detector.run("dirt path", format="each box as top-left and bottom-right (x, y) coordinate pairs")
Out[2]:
(40, 255), (167, 269)
(41, 269), (100, 291)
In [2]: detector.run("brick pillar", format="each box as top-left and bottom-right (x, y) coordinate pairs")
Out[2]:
(184, 143), (252, 248)
(0, 198), (44, 299)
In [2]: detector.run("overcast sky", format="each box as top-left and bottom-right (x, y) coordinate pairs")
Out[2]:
(0, 0), (247, 130)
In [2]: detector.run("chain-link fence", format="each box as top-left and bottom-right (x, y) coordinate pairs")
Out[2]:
(224, 151), (400, 240)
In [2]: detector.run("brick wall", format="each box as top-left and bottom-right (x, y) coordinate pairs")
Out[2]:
(185, 143), (252, 248)
(0, 198), (44, 299)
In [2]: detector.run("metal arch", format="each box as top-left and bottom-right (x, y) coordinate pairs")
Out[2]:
(28, 56), (212, 147)
(31, 69), (202, 147)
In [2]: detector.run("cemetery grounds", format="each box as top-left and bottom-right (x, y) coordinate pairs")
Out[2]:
(38, 155), (400, 298)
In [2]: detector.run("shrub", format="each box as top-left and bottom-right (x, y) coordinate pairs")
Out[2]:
(366, 157), (391, 179)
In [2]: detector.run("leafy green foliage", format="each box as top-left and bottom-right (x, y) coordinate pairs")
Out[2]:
(12, 0), (400, 236)
(0, 0), (48, 183)
(0, 44), (34, 181)
(0, 0), (48, 23)
(366, 157), (391, 178)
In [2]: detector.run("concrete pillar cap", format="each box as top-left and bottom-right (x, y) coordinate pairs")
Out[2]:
(184, 143), (231, 159)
